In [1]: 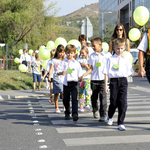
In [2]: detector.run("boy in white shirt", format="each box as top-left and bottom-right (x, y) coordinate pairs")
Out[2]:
(20, 49), (29, 66)
(82, 37), (111, 121)
(57, 45), (83, 121)
(104, 38), (134, 131)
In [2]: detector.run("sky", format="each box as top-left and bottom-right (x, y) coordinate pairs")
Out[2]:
(47, 0), (99, 17)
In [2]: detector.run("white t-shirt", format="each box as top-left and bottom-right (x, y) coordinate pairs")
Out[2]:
(31, 60), (41, 75)
(88, 51), (110, 81)
(20, 53), (30, 62)
(35, 50), (39, 53)
(46, 60), (53, 78)
(77, 57), (91, 79)
(31, 56), (36, 62)
(137, 32), (148, 52)
(103, 53), (134, 78)
(51, 58), (62, 80)
(56, 58), (83, 86)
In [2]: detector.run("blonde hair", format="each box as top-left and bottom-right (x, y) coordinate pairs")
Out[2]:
(80, 46), (89, 58)
(114, 38), (125, 46)
(65, 44), (76, 53)
(50, 49), (56, 59)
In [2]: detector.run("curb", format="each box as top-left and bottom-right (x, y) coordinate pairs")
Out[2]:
(0, 94), (49, 100)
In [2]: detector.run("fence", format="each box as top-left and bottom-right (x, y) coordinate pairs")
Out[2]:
(0, 44), (20, 70)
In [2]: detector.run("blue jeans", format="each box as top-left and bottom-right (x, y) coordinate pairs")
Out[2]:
(33, 73), (41, 82)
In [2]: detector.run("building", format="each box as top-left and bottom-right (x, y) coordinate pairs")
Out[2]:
(99, 0), (150, 39)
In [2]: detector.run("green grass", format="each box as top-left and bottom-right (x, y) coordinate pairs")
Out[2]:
(0, 71), (45, 91)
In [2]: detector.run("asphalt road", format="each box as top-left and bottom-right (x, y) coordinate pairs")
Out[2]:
(0, 76), (149, 150)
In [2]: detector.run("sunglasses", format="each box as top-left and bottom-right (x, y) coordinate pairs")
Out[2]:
(116, 29), (123, 31)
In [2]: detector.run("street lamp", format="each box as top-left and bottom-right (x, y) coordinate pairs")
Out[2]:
(101, 11), (112, 40)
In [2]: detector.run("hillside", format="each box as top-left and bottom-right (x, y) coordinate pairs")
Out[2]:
(63, 3), (99, 19)
(58, 3), (99, 40)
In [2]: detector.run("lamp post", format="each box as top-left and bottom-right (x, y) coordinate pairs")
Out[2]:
(101, 11), (112, 40)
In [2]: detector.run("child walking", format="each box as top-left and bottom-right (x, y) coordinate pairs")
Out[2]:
(57, 45), (83, 121)
(27, 53), (42, 92)
(81, 37), (111, 121)
(42, 49), (56, 104)
(48, 45), (65, 113)
(77, 46), (91, 112)
(104, 38), (134, 131)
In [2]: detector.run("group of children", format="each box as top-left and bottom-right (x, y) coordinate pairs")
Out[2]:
(26, 37), (133, 131)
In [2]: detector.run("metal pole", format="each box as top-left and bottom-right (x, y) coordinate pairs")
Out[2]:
(86, 18), (88, 41)
(6, 43), (8, 70)
(102, 13), (104, 40)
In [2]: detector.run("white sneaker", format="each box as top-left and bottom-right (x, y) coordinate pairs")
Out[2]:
(118, 125), (126, 131)
(85, 105), (90, 110)
(79, 109), (84, 112)
(55, 109), (61, 113)
(107, 117), (113, 125)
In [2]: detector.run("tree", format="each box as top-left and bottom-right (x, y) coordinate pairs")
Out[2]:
(0, 0), (58, 47)
(103, 22), (115, 44)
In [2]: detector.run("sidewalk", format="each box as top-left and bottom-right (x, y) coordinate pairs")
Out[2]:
(0, 87), (50, 100)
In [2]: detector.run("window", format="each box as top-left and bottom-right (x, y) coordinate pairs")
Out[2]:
(118, 0), (119, 5)
(130, 17), (132, 26)
(130, 1), (131, 11)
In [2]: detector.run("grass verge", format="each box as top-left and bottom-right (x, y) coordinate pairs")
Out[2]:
(0, 70), (45, 91)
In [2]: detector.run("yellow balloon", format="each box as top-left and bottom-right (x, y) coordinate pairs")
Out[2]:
(18, 64), (27, 72)
(29, 49), (33, 55)
(123, 51), (133, 64)
(128, 28), (141, 41)
(19, 49), (23, 55)
(133, 6), (149, 26)
(46, 41), (55, 50)
(38, 46), (50, 60)
(102, 42), (109, 52)
(42, 60), (48, 70)
(55, 37), (67, 48)
(14, 58), (20, 63)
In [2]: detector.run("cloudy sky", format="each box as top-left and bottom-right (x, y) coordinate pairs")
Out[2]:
(47, 0), (99, 16)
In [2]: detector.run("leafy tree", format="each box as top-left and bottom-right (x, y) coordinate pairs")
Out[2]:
(102, 22), (115, 44)
(0, 0), (58, 48)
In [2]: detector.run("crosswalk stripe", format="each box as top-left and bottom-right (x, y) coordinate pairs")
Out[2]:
(130, 87), (150, 93)
(51, 116), (150, 125)
(57, 124), (150, 133)
(37, 91), (150, 147)
(63, 135), (150, 146)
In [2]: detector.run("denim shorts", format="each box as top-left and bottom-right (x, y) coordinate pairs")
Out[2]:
(33, 73), (41, 82)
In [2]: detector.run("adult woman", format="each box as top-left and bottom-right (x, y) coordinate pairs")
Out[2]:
(78, 34), (87, 46)
(109, 23), (130, 54)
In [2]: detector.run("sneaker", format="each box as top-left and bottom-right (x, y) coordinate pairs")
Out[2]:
(118, 125), (126, 131)
(63, 108), (66, 113)
(80, 106), (84, 112)
(55, 109), (61, 113)
(85, 105), (90, 111)
(93, 111), (99, 118)
(107, 117), (113, 125)
(73, 114), (78, 121)
(65, 114), (70, 120)
(99, 116), (107, 122)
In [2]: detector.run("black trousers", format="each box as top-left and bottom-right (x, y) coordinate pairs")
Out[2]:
(108, 77), (128, 125)
(63, 82), (78, 116)
(146, 68), (150, 83)
(91, 80), (107, 117)
(22, 61), (27, 66)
